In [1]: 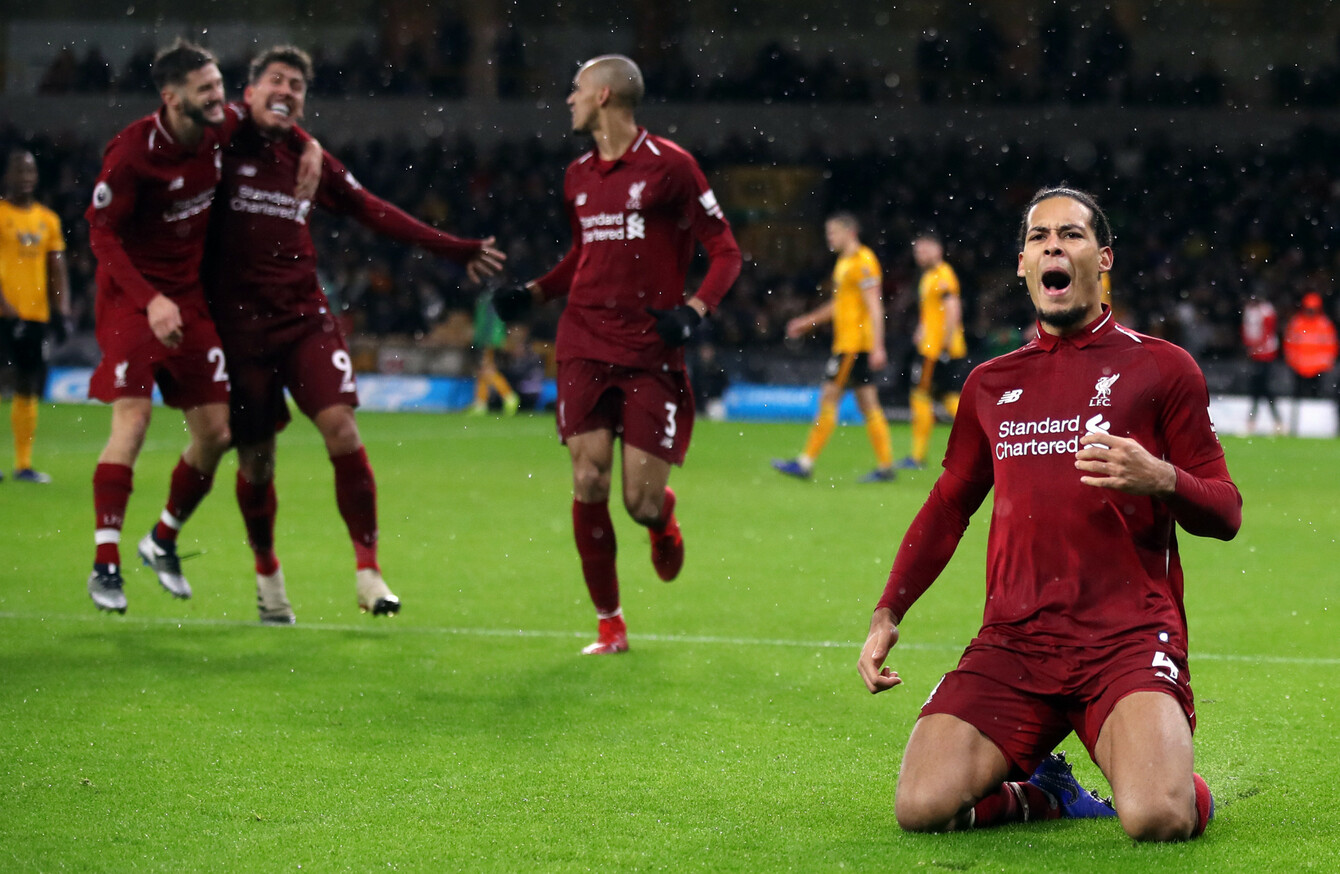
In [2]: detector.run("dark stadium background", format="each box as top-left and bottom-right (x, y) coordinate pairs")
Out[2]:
(3, 0), (1338, 406)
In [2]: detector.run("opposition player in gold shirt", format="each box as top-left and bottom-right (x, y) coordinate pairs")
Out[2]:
(898, 233), (967, 470)
(773, 213), (896, 482)
(0, 150), (70, 483)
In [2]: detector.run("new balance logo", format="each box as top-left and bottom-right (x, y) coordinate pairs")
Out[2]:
(626, 213), (646, 239)
(114, 361), (129, 388)
(997, 389), (1023, 405)
(168, 176), (185, 191)
(238, 164), (258, 177)
(575, 193), (588, 206)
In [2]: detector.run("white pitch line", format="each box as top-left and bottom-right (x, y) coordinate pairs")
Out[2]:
(1, 611), (1337, 666)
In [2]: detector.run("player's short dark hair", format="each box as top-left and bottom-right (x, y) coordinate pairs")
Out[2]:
(249, 45), (313, 86)
(827, 212), (860, 233)
(912, 230), (941, 244)
(1019, 185), (1113, 248)
(151, 39), (217, 90)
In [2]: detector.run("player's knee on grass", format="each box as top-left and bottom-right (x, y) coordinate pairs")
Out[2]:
(1115, 788), (1196, 842)
(894, 782), (969, 833)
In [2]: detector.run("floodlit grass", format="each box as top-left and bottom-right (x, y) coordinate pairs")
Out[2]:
(1, 403), (1336, 871)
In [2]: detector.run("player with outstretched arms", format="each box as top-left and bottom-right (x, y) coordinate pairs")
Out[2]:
(858, 187), (1240, 842)
(493, 54), (741, 654)
(85, 39), (320, 613)
(207, 46), (505, 622)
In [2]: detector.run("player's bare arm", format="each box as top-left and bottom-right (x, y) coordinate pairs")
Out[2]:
(862, 283), (888, 370)
(786, 301), (835, 339)
(858, 607), (904, 694)
(465, 236), (507, 284)
(146, 293), (184, 348)
(49, 251), (72, 321)
(942, 293), (962, 349)
(1075, 431), (1177, 497)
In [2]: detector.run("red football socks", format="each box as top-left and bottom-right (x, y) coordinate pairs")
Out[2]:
(971, 781), (1059, 828)
(93, 462), (134, 566)
(573, 499), (619, 614)
(236, 472), (280, 575)
(1191, 772), (1214, 837)
(154, 457), (213, 543)
(332, 447), (379, 571)
(651, 486), (676, 533)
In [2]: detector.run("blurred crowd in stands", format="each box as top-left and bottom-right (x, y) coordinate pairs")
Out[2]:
(33, 14), (1340, 109)
(2, 118), (1337, 378)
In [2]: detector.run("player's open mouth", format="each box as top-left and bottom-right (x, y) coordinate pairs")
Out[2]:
(1041, 268), (1071, 296)
(268, 102), (291, 118)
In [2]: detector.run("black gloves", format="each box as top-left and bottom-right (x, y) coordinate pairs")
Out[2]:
(492, 284), (534, 322)
(646, 305), (702, 347)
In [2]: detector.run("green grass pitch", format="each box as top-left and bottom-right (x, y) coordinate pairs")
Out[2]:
(1, 403), (1336, 871)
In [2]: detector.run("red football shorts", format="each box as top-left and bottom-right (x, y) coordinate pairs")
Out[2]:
(223, 313), (359, 445)
(89, 297), (230, 410)
(918, 635), (1197, 778)
(556, 358), (695, 465)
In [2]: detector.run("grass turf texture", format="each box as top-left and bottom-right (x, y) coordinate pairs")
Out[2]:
(1, 403), (1336, 872)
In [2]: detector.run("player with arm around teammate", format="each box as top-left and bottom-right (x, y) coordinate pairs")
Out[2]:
(857, 186), (1240, 841)
(84, 39), (321, 613)
(209, 46), (505, 622)
(493, 55), (741, 654)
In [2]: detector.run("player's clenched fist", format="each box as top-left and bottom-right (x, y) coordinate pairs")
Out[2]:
(492, 283), (535, 322)
(646, 304), (701, 346)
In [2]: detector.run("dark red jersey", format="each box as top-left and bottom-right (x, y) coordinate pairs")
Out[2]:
(86, 105), (243, 312)
(208, 115), (483, 328)
(880, 309), (1240, 652)
(536, 128), (741, 371)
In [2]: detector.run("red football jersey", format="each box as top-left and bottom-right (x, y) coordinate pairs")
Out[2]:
(1241, 300), (1279, 362)
(899, 310), (1238, 652)
(86, 105), (243, 312)
(208, 116), (482, 327)
(537, 129), (740, 371)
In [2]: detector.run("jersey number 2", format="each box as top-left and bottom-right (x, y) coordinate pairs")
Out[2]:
(208, 347), (229, 383)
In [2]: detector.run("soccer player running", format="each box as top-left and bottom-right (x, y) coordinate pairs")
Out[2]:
(85, 40), (320, 614)
(493, 55), (741, 655)
(772, 213), (895, 483)
(858, 187), (1241, 842)
(897, 233), (968, 471)
(0, 149), (70, 484)
(209, 46), (506, 622)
